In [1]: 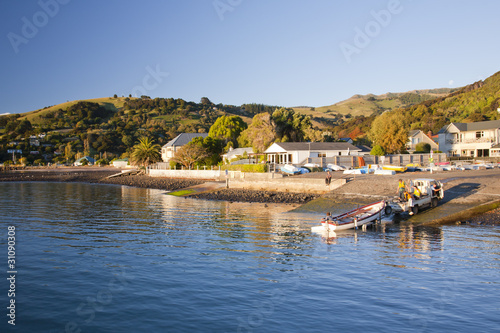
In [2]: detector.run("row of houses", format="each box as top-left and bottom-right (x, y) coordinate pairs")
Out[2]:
(160, 119), (500, 165)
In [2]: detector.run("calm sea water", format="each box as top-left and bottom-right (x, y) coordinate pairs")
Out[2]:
(0, 182), (499, 333)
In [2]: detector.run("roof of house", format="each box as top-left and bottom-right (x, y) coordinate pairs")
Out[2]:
(75, 156), (95, 163)
(409, 130), (420, 137)
(356, 145), (372, 153)
(439, 120), (500, 133)
(162, 133), (208, 148)
(266, 142), (360, 152)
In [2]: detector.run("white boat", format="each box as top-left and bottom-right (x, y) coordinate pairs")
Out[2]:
(280, 164), (300, 175)
(311, 200), (386, 232)
(326, 164), (345, 171)
(374, 169), (396, 175)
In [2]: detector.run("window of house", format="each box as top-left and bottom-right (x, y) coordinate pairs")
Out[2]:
(476, 131), (484, 138)
(318, 153), (326, 158)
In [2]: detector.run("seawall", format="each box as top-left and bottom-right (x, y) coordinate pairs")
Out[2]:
(148, 169), (346, 194)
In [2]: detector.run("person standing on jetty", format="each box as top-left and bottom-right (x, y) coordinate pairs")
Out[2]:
(325, 170), (332, 186)
(397, 179), (406, 200)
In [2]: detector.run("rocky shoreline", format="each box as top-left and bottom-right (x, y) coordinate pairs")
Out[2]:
(189, 188), (319, 204)
(0, 168), (205, 192)
(0, 167), (319, 204)
(1, 167), (499, 224)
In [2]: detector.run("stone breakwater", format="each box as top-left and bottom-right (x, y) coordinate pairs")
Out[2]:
(189, 188), (319, 204)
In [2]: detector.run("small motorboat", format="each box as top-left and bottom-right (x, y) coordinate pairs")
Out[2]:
(311, 200), (386, 232)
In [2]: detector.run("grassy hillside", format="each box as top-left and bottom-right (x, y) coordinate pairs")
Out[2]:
(315, 89), (456, 115)
(330, 71), (500, 142)
(293, 88), (456, 129)
(19, 97), (133, 124)
(0, 95), (256, 165)
(402, 71), (500, 133)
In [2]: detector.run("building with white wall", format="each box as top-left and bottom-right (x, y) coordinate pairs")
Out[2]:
(438, 120), (500, 157)
(264, 142), (360, 165)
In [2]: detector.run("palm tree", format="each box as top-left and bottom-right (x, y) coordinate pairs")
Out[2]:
(131, 136), (161, 167)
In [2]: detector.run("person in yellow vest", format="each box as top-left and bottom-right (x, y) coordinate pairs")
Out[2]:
(412, 185), (422, 200)
(397, 179), (406, 200)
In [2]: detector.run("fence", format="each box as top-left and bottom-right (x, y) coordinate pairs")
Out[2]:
(150, 153), (448, 172)
(306, 153), (447, 168)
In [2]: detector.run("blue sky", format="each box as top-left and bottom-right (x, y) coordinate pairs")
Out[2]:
(1, 0), (499, 114)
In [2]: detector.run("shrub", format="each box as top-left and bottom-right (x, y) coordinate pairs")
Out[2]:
(221, 164), (267, 173)
(415, 142), (431, 153)
(370, 145), (385, 156)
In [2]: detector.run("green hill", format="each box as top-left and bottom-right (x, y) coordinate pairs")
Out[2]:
(0, 96), (255, 164)
(1, 70), (499, 164)
(293, 88), (456, 129)
(330, 71), (500, 142)
(402, 72), (500, 133)
(19, 97), (131, 124)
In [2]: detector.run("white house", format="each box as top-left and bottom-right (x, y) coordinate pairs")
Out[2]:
(438, 120), (500, 157)
(407, 130), (439, 152)
(264, 142), (361, 165)
(112, 158), (130, 168)
(221, 147), (254, 162)
(161, 133), (208, 163)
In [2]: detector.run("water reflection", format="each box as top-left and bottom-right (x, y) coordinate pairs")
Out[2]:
(397, 224), (444, 252)
(2, 182), (500, 332)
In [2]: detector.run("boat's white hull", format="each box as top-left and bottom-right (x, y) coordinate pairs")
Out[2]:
(311, 201), (385, 233)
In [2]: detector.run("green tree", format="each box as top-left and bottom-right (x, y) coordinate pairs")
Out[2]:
(208, 115), (247, 148)
(130, 136), (161, 167)
(238, 113), (277, 153)
(190, 136), (224, 166)
(171, 142), (209, 169)
(415, 142), (431, 153)
(370, 145), (386, 156)
(64, 143), (75, 162)
(122, 135), (134, 147)
(272, 107), (311, 142)
(200, 97), (212, 106)
(15, 119), (33, 135)
(369, 110), (409, 154)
